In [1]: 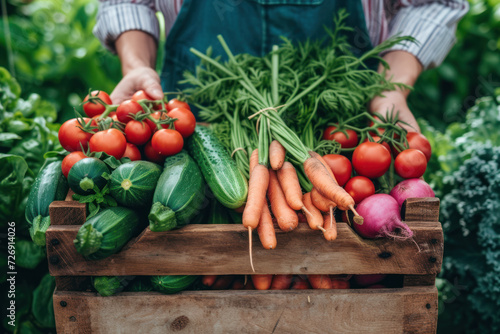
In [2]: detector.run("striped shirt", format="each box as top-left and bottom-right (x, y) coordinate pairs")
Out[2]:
(94, 0), (468, 69)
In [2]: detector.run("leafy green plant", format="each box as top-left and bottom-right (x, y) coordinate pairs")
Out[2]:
(409, 0), (500, 130)
(0, 67), (59, 333)
(0, 0), (122, 121)
(421, 92), (500, 333)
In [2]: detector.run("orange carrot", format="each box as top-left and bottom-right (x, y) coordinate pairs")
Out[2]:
(269, 140), (286, 170)
(211, 275), (235, 290)
(290, 276), (312, 290)
(304, 156), (354, 209)
(257, 202), (277, 250)
(249, 148), (259, 174)
(251, 274), (273, 290)
(243, 163), (270, 272)
(268, 169), (298, 231)
(277, 162), (305, 211)
(202, 275), (218, 287)
(310, 187), (336, 213)
(309, 151), (336, 181)
(322, 213), (337, 241)
(307, 152), (362, 224)
(270, 274), (293, 290)
(243, 164), (269, 230)
(302, 192), (324, 231)
(308, 275), (333, 289)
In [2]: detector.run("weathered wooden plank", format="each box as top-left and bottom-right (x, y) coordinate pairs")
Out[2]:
(46, 222), (443, 276)
(53, 286), (438, 334)
(49, 201), (86, 226)
(402, 198), (440, 222)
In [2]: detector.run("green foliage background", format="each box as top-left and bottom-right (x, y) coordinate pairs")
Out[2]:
(1, 0), (499, 333)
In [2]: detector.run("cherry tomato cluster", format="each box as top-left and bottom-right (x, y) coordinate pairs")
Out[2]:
(322, 124), (432, 204)
(59, 90), (196, 177)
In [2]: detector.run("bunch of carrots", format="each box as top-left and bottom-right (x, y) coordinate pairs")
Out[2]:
(202, 275), (351, 290)
(242, 110), (363, 271)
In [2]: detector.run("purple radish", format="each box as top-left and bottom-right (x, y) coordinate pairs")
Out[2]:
(389, 178), (435, 207)
(353, 194), (413, 239)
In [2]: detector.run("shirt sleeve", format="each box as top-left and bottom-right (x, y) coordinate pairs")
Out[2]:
(93, 0), (160, 54)
(384, 0), (469, 69)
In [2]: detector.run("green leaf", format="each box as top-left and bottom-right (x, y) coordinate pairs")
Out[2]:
(0, 132), (22, 147)
(32, 274), (56, 328)
(0, 154), (33, 225)
(18, 321), (43, 334)
(16, 239), (45, 269)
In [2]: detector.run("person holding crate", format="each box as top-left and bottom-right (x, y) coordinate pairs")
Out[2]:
(93, 0), (468, 132)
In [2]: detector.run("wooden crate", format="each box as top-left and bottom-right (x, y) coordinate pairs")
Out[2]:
(47, 197), (442, 334)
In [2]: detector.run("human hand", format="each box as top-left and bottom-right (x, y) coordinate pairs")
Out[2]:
(110, 66), (164, 104)
(369, 90), (420, 133)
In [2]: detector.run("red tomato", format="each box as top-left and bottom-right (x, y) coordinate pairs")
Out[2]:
(352, 142), (391, 178)
(61, 151), (87, 178)
(323, 126), (358, 148)
(82, 91), (112, 118)
(122, 143), (141, 161)
(167, 98), (190, 111)
(89, 128), (127, 159)
(406, 132), (432, 161)
(116, 100), (143, 123)
(58, 118), (94, 152)
(151, 129), (184, 156)
(344, 176), (375, 204)
(143, 140), (166, 163)
(145, 111), (168, 133)
(167, 107), (196, 138)
(363, 136), (391, 153)
(132, 90), (155, 102)
(394, 149), (427, 178)
(125, 120), (152, 146)
(322, 154), (352, 187)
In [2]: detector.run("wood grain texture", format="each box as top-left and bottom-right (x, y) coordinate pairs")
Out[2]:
(46, 222), (443, 276)
(402, 198), (440, 222)
(53, 286), (438, 334)
(49, 201), (86, 226)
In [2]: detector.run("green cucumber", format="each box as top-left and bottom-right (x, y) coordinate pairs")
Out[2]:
(187, 126), (248, 209)
(68, 158), (109, 195)
(149, 151), (206, 231)
(207, 197), (232, 224)
(74, 207), (143, 260)
(92, 276), (134, 297)
(151, 275), (198, 294)
(109, 161), (162, 208)
(25, 160), (68, 246)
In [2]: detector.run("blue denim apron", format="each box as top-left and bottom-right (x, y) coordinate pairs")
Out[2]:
(161, 0), (373, 117)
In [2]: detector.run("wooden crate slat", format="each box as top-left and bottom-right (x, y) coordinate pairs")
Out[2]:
(46, 222), (443, 276)
(49, 201), (86, 226)
(402, 198), (440, 222)
(53, 286), (437, 334)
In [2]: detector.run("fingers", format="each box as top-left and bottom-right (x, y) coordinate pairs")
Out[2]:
(110, 67), (163, 104)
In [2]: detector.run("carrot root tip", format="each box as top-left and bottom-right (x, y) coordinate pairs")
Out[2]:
(248, 226), (255, 273)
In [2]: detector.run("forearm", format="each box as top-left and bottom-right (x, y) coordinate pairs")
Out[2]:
(378, 51), (423, 97)
(115, 30), (158, 75)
